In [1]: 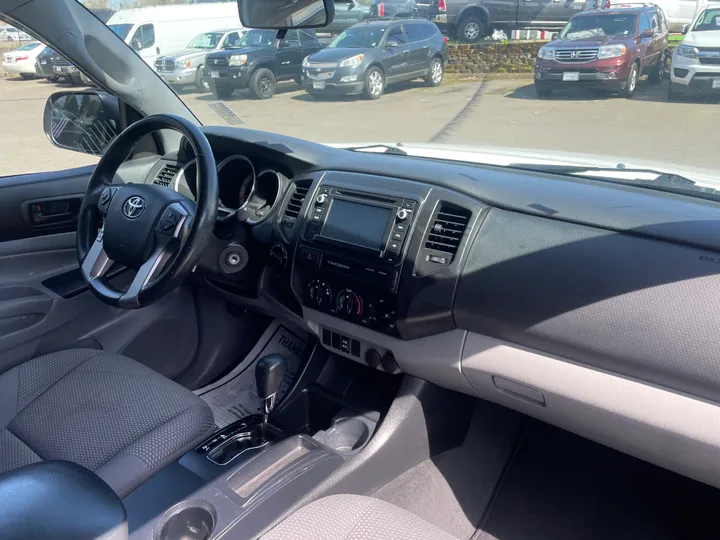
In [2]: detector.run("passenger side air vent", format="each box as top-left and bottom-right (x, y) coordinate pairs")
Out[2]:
(154, 163), (180, 187)
(283, 182), (310, 222)
(424, 203), (471, 259)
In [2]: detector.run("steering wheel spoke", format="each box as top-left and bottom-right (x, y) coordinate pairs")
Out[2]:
(81, 228), (114, 280)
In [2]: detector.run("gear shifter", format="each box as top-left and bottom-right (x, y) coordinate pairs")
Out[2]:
(255, 354), (287, 438)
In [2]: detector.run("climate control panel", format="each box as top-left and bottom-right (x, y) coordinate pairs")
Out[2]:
(304, 278), (397, 335)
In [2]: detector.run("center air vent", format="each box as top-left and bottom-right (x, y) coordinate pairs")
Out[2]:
(154, 163), (180, 187)
(283, 183), (310, 221)
(425, 203), (471, 257)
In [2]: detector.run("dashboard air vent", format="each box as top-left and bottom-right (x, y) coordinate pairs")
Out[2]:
(154, 163), (180, 187)
(284, 183), (310, 220)
(425, 204), (471, 256)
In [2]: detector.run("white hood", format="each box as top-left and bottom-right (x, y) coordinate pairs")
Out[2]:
(331, 143), (720, 190)
(683, 29), (720, 47)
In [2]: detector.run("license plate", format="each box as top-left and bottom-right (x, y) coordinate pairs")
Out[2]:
(563, 72), (580, 82)
(210, 70), (219, 78)
(40, 60), (46, 64)
(312, 81), (325, 89)
(712, 79), (720, 89)
(53, 66), (66, 73)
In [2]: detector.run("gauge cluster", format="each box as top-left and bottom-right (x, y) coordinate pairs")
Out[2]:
(168, 153), (283, 225)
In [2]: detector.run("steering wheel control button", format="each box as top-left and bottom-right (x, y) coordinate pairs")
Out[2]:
(219, 244), (249, 274)
(157, 207), (182, 236)
(98, 187), (117, 215)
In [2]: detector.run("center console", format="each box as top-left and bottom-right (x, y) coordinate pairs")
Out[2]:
(292, 182), (422, 337)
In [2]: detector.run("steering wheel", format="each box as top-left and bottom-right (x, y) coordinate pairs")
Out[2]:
(77, 114), (218, 309)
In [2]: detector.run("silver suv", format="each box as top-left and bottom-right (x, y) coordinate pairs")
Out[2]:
(154, 28), (247, 92)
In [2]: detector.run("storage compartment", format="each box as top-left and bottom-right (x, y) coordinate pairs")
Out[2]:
(155, 501), (215, 540)
(207, 426), (280, 466)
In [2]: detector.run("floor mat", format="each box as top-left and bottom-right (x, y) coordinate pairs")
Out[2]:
(195, 321), (308, 429)
(475, 421), (720, 540)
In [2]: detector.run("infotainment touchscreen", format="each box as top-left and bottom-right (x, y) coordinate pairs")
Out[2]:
(322, 199), (392, 251)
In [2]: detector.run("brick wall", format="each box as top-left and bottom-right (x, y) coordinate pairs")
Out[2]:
(446, 42), (546, 75)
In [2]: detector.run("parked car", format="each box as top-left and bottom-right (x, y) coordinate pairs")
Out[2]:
(155, 28), (247, 92)
(324, 0), (372, 34)
(629, 0), (697, 32)
(534, 5), (669, 98)
(0, 26), (31, 41)
(433, 0), (591, 43)
(1, 41), (44, 78)
(106, 2), (242, 66)
(669, 2), (720, 98)
(34, 46), (61, 82)
(369, 0), (418, 18)
(204, 28), (323, 99)
(302, 19), (447, 99)
(48, 49), (82, 84)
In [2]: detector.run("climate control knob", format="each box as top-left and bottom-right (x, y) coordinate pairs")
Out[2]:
(308, 280), (331, 307)
(336, 289), (363, 320)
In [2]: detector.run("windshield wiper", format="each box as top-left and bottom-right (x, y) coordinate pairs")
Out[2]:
(507, 163), (720, 198)
(345, 144), (407, 155)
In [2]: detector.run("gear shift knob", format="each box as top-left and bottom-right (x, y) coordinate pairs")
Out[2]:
(255, 354), (287, 433)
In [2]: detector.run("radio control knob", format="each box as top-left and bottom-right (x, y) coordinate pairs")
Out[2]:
(397, 208), (410, 221)
(316, 193), (328, 205)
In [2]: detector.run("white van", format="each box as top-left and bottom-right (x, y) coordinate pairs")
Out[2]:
(106, 2), (242, 67)
(649, 0), (699, 32)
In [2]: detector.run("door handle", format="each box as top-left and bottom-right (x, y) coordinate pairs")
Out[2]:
(156, 46), (160, 55)
(402, 50), (410, 56)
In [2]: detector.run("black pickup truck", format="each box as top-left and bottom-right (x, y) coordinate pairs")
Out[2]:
(204, 28), (323, 100)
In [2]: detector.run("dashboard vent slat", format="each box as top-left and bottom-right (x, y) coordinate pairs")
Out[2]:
(425, 203), (471, 256)
(154, 163), (180, 187)
(284, 184), (309, 220)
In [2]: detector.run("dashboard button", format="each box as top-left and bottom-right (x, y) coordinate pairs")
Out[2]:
(394, 223), (407, 233)
(391, 231), (404, 241)
(388, 241), (401, 251)
(300, 248), (320, 266)
(402, 200), (417, 210)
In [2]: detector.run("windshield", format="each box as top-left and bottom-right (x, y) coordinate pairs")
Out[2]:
(4, 0), (720, 192)
(108, 23), (133, 40)
(330, 26), (386, 48)
(560, 14), (636, 39)
(230, 29), (277, 48)
(187, 32), (224, 49)
(15, 41), (39, 51)
(693, 9), (720, 31)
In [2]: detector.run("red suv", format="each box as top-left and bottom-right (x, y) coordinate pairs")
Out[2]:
(534, 5), (668, 98)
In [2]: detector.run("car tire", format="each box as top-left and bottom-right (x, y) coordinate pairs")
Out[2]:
(535, 85), (552, 97)
(211, 83), (234, 100)
(621, 62), (638, 98)
(668, 83), (682, 101)
(364, 67), (384, 100)
(649, 52), (665, 84)
(195, 66), (210, 93)
(248, 68), (277, 99)
(19, 73), (34, 80)
(46, 75), (60, 83)
(294, 77), (302, 86)
(425, 57), (444, 87)
(458, 17), (484, 44)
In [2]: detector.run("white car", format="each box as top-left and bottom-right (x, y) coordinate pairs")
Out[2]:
(1, 41), (44, 78)
(0, 26), (31, 41)
(651, 0), (699, 33)
(669, 2), (720, 98)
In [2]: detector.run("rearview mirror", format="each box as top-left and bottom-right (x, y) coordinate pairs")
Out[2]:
(238, 0), (335, 29)
(43, 91), (121, 156)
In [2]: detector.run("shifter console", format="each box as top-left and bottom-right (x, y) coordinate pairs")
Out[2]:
(292, 185), (418, 336)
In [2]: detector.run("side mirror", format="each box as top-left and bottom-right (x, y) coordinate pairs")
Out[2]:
(641, 29), (654, 38)
(386, 40), (399, 49)
(551, 33), (558, 40)
(682, 24), (689, 34)
(43, 91), (121, 156)
(237, 0), (335, 29)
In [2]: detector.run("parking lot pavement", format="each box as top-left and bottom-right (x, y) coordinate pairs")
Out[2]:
(2, 74), (720, 176)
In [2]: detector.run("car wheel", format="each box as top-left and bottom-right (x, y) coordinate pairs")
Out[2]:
(668, 83), (682, 101)
(425, 58), (444, 87)
(649, 52), (665, 84)
(211, 83), (234, 100)
(535, 85), (552, 97)
(364, 67), (384, 100)
(622, 62), (638, 98)
(249, 68), (277, 99)
(294, 77), (302, 86)
(46, 75), (60, 83)
(195, 66), (210, 93)
(458, 17), (484, 44)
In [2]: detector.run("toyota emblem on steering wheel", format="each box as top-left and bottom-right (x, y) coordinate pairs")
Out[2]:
(123, 196), (146, 219)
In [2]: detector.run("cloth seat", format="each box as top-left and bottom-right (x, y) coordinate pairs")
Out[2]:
(0, 348), (215, 498)
(261, 494), (459, 540)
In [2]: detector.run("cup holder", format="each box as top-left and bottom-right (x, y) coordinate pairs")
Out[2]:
(155, 501), (216, 540)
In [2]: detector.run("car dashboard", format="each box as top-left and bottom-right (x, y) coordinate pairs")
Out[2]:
(137, 125), (720, 490)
